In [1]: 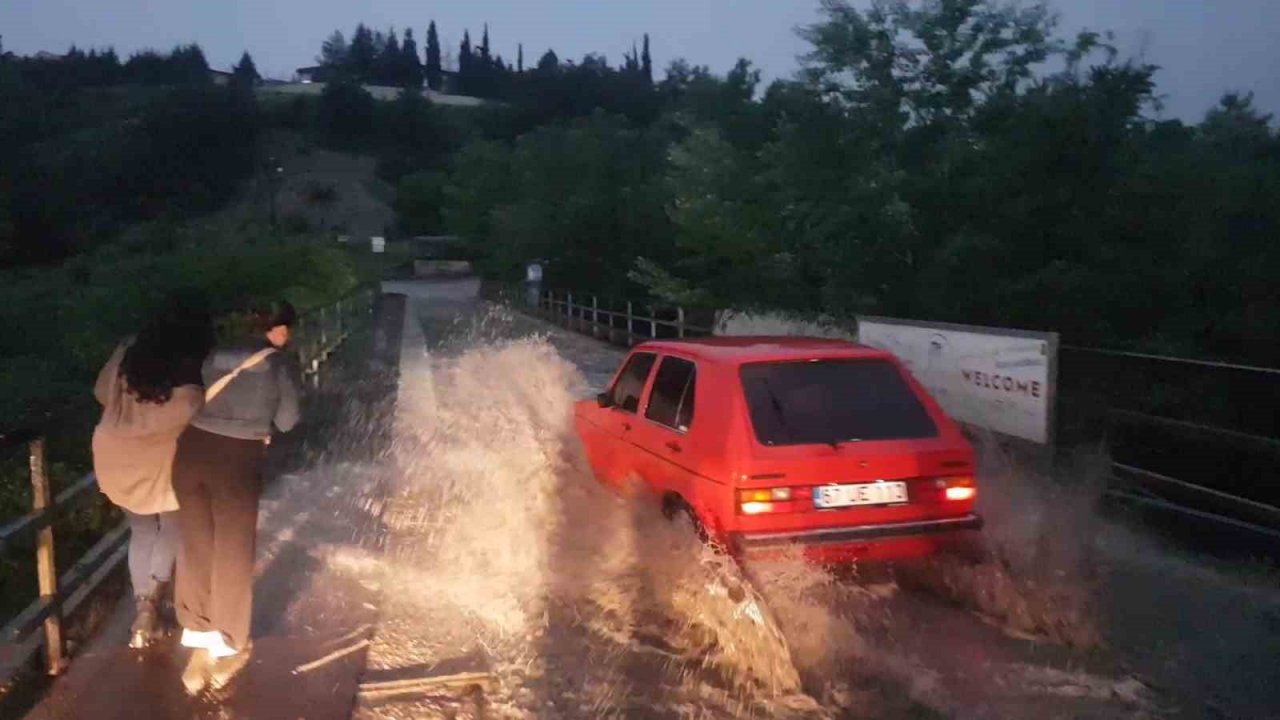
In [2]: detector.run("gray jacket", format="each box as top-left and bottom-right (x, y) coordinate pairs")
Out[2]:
(190, 341), (302, 440)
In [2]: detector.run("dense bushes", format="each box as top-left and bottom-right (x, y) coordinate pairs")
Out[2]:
(442, 0), (1280, 365)
(0, 224), (366, 428)
(0, 71), (260, 265)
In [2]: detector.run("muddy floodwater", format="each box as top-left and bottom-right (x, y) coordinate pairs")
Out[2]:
(325, 279), (1280, 720)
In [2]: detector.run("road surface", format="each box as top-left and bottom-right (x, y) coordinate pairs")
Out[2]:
(27, 278), (1280, 719)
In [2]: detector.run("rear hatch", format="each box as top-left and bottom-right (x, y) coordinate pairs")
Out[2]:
(729, 357), (976, 534)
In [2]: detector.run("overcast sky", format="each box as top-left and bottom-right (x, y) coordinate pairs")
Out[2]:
(2, 0), (1277, 122)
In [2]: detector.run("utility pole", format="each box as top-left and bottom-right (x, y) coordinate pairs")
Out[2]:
(267, 157), (283, 229)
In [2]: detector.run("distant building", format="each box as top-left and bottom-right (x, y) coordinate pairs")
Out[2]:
(296, 65), (335, 84)
(208, 69), (233, 86)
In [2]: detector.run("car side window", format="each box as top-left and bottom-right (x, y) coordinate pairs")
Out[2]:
(610, 352), (657, 413)
(645, 357), (697, 432)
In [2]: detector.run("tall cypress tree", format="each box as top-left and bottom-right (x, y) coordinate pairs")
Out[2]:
(459, 30), (473, 93)
(376, 27), (400, 85)
(401, 28), (423, 88)
(517, 44), (524, 73)
(349, 24), (376, 81)
(481, 24), (491, 64)
(642, 34), (653, 84)
(232, 50), (260, 87)
(425, 21), (442, 91)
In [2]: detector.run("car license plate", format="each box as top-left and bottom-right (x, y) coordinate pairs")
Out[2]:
(813, 482), (908, 508)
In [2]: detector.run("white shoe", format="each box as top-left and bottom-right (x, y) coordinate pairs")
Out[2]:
(180, 628), (223, 650)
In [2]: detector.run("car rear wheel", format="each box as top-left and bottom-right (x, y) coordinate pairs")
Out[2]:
(662, 495), (726, 552)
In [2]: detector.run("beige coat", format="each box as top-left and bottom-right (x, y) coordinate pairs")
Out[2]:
(91, 342), (203, 515)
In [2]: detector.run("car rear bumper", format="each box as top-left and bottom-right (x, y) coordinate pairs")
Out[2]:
(732, 514), (983, 551)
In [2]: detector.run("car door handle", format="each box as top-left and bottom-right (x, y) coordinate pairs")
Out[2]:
(622, 422), (632, 432)
(665, 441), (682, 453)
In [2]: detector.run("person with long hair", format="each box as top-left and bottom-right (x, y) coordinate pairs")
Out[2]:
(173, 300), (301, 694)
(92, 302), (214, 649)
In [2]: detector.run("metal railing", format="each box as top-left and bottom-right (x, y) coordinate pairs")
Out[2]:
(528, 289), (713, 346)
(1060, 345), (1280, 543)
(0, 286), (375, 682)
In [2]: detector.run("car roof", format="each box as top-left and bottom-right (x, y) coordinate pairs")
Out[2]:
(633, 336), (894, 365)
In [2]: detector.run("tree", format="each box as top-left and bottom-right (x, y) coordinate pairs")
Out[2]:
(481, 24), (492, 64)
(349, 23), (376, 80)
(401, 28), (423, 88)
(459, 31), (474, 92)
(625, 42), (639, 74)
(232, 51), (259, 88)
(372, 27), (400, 85)
(317, 75), (374, 147)
(642, 34), (653, 84)
(318, 30), (348, 67)
(425, 21), (443, 91)
(537, 49), (559, 74)
(518, 44), (524, 73)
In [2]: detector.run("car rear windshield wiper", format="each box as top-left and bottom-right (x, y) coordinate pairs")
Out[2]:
(761, 378), (792, 443)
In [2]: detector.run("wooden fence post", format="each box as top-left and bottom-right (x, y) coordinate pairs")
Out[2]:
(591, 296), (599, 339)
(30, 437), (65, 675)
(567, 293), (575, 331)
(649, 306), (657, 340)
(677, 307), (686, 339)
(626, 302), (634, 346)
(319, 306), (329, 355)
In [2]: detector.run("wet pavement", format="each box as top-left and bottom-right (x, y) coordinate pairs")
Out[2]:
(25, 279), (1280, 719)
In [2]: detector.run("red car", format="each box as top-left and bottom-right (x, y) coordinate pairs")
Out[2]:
(574, 337), (982, 563)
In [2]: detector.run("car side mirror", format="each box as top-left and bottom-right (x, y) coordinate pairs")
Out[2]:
(596, 392), (615, 409)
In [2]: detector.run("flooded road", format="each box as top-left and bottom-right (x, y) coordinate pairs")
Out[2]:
(341, 279), (1280, 719)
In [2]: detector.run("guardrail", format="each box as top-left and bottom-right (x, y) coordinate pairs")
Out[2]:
(0, 285), (375, 683)
(525, 288), (713, 346)
(1060, 345), (1280, 545)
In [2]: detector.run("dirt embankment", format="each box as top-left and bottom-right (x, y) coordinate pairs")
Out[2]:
(215, 132), (397, 243)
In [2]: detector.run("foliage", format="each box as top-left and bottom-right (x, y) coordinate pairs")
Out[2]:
(443, 112), (671, 289)
(436, 0), (1280, 366)
(232, 51), (260, 88)
(426, 22), (443, 91)
(0, 48), (260, 266)
(316, 75), (375, 148)
(394, 171), (447, 235)
(0, 223), (368, 428)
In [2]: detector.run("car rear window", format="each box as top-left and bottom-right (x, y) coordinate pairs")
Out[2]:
(645, 357), (696, 431)
(739, 359), (938, 446)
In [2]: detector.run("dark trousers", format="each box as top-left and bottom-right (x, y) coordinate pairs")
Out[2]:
(172, 426), (264, 651)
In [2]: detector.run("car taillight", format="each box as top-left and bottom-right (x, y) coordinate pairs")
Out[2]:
(935, 476), (976, 501)
(738, 488), (799, 514)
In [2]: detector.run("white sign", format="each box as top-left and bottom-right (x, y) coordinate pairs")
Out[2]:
(526, 263), (543, 283)
(856, 317), (1056, 444)
(370, 236), (386, 254)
